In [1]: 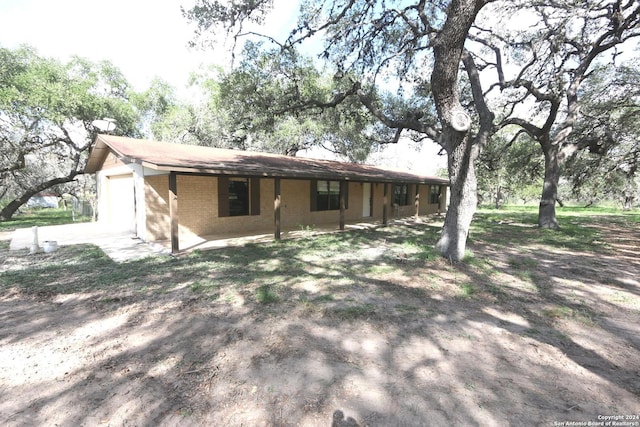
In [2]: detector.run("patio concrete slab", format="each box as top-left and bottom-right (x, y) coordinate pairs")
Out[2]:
(9, 222), (170, 262)
(171, 219), (395, 253)
(7, 216), (443, 263)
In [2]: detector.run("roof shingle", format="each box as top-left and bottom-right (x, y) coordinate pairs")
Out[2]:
(85, 135), (449, 185)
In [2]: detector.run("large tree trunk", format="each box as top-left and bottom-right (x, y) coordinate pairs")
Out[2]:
(430, 0), (487, 261)
(622, 169), (637, 211)
(436, 130), (478, 261)
(494, 182), (503, 209)
(0, 174), (80, 220)
(538, 145), (561, 229)
(622, 186), (635, 211)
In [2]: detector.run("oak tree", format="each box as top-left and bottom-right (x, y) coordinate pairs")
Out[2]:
(151, 45), (382, 161)
(563, 62), (640, 209)
(0, 46), (140, 220)
(471, 0), (640, 227)
(185, 0), (494, 261)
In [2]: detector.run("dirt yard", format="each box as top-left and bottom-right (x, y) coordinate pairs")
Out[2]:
(1, 212), (638, 426)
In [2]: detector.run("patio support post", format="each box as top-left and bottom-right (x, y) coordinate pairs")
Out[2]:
(415, 184), (420, 219)
(339, 180), (346, 231)
(383, 183), (388, 225)
(169, 172), (179, 254)
(274, 178), (281, 240)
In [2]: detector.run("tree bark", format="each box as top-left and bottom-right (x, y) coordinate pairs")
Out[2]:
(622, 173), (636, 211)
(0, 174), (80, 220)
(623, 197), (634, 211)
(538, 145), (561, 229)
(622, 189), (635, 211)
(430, 0), (489, 261)
(435, 129), (478, 261)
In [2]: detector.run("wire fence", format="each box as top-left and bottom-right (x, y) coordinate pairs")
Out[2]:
(71, 199), (94, 219)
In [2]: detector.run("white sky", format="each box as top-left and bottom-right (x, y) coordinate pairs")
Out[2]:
(0, 0), (230, 91)
(0, 0), (446, 174)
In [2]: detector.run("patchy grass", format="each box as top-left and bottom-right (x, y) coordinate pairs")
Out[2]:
(1, 206), (639, 425)
(327, 303), (377, 320)
(0, 208), (91, 232)
(458, 283), (478, 299)
(543, 305), (574, 319)
(507, 256), (538, 269)
(1, 206), (633, 302)
(255, 285), (279, 304)
(314, 294), (335, 303)
(542, 305), (597, 326)
(476, 204), (639, 249)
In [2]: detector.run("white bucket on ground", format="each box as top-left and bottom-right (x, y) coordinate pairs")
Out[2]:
(42, 241), (58, 253)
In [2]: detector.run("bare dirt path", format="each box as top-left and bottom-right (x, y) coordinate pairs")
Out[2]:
(0, 217), (638, 426)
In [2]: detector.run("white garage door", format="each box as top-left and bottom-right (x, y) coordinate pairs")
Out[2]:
(106, 174), (136, 232)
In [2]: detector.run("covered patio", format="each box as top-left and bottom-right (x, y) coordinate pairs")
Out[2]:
(159, 215), (445, 253)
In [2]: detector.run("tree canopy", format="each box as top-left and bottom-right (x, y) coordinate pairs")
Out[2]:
(147, 43), (387, 162)
(185, 0), (640, 260)
(562, 61), (640, 209)
(476, 133), (543, 207)
(0, 46), (141, 220)
(184, 0), (498, 260)
(470, 0), (640, 226)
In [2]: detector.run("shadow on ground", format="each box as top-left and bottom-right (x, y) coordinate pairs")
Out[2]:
(0, 213), (638, 426)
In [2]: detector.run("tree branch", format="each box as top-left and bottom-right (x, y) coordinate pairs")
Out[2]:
(461, 49), (495, 146)
(356, 88), (439, 141)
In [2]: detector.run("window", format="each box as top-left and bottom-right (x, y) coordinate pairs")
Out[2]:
(311, 180), (348, 211)
(429, 185), (441, 205)
(393, 183), (410, 206)
(228, 178), (249, 216)
(218, 177), (260, 217)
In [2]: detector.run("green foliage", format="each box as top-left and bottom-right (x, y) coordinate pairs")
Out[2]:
(0, 47), (139, 135)
(147, 65), (238, 148)
(255, 284), (279, 304)
(130, 78), (178, 137)
(217, 43), (382, 160)
(145, 49), (380, 161)
(562, 63), (640, 209)
(0, 45), (142, 219)
(458, 283), (477, 299)
(182, 1), (447, 160)
(473, 1), (640, 225)
(183, 0), (640, 257)
(0, 208), (89, 232)
(476, 134), (544, 207)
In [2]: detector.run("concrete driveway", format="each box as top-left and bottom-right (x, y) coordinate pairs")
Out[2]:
(8, 222), (170, 262)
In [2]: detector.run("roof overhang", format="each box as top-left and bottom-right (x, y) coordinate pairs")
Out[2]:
(85, 134), (449, 185)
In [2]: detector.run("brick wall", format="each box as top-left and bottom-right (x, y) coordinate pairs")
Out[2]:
(425, 184), (447, 214)
(141, 174), (447, 242)
(280, 180), (391, 228)
(371, 183), (386, 219)
(178, 175), (215, 235)
(144, 175), (170, 241)
(210, 177), (274, 235)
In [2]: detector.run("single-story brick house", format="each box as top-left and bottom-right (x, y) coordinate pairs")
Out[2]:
(85, 135), (449, 253)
